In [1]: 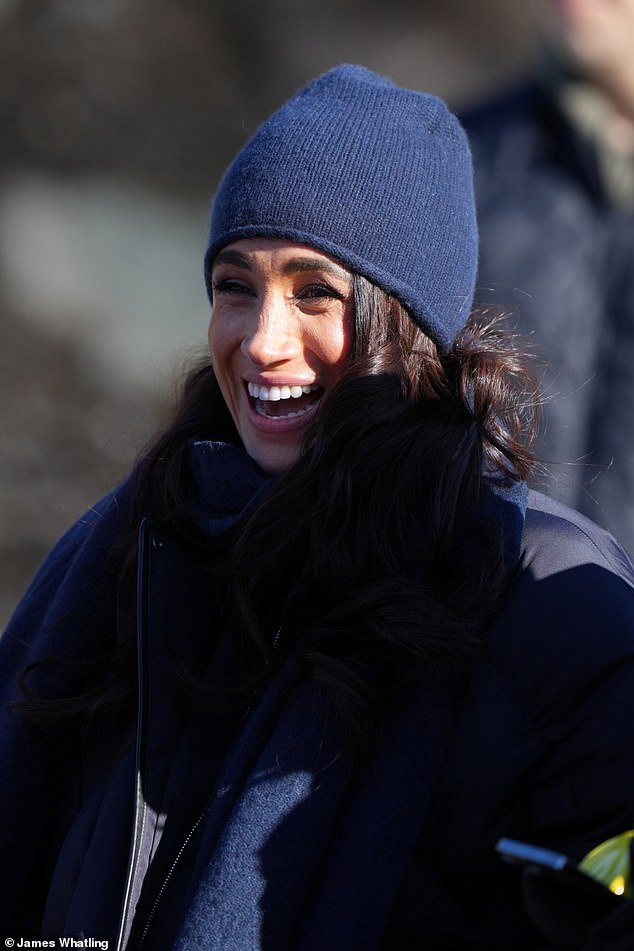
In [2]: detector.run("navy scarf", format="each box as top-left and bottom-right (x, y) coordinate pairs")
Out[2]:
(168, 441), (528, 951)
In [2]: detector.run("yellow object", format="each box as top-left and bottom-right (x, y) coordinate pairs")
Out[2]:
(578, 830), (634, 898)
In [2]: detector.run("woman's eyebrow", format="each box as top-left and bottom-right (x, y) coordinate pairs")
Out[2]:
(213, 249), (350, 282)
(213, 249), (252, 269)
(282, 257), (350, 281)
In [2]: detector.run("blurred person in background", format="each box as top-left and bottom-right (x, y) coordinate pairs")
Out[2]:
(2, 64), (634, 950)
(461, 0), (634, 556)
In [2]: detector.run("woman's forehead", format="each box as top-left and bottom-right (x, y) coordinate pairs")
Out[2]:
(213, 238), (353, 281)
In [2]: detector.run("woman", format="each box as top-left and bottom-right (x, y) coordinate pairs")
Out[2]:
(2, 64), (634, 951)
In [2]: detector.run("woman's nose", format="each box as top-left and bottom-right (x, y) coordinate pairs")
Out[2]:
(241, 295), (301, 366)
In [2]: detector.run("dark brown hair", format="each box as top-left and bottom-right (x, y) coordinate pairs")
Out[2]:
(16, 275), (540, 750)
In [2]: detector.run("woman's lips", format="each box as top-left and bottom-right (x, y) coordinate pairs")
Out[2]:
(246, 381), (323, 420)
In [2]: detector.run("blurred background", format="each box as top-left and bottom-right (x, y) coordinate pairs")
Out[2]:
(1, 0), (538, 627)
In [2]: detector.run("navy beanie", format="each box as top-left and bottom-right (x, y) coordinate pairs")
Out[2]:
(205, 64), (478, 351)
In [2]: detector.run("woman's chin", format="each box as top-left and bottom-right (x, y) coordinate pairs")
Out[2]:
(244, 437), (303, 474)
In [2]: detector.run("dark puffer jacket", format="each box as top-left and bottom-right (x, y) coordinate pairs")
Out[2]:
(461, 80), (634, 557)
(2, 442), (634, 950)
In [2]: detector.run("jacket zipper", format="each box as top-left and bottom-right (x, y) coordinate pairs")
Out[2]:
(137, 808), (208, 949)
(129, 600), (284, 948)
(271, 624), (282, 652)
(115, 519), (153, 951)
(243, 624), (283, 722)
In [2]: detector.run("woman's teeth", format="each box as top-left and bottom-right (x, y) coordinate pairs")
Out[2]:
(247, 382), (320, 401)
(247, 382), (322, 419)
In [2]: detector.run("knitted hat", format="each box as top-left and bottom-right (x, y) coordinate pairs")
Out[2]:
(205, 64), (478, 351)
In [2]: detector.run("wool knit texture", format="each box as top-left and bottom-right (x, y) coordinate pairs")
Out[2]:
(205, 64), (478, 351)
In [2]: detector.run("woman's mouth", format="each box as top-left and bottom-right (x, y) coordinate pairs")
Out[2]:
(247, 382), (323, 419)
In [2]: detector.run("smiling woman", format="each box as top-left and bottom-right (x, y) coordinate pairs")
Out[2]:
(208, 239), (354, 472)
(3, 64), (634, 951)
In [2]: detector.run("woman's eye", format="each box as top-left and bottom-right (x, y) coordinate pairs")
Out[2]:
(212, 279), (254, 297)
(297, 283), (344, 302)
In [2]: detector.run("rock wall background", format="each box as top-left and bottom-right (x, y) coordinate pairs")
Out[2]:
(0, 0), (539, 627)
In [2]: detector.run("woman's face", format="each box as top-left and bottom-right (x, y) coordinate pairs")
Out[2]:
(208, 238), (354, 473)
